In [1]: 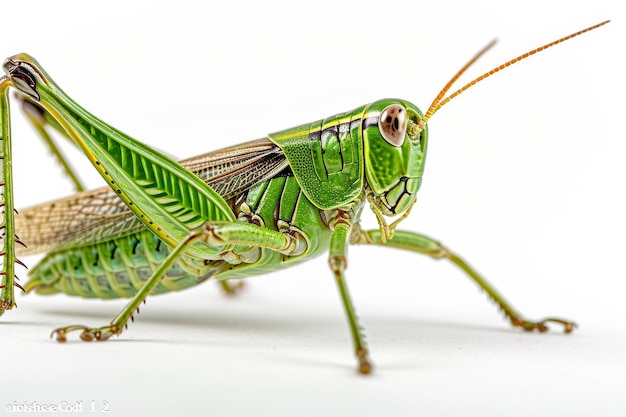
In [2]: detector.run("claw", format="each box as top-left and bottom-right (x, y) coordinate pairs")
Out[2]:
(51, 325), (89, 343)
(51, 324), (120, 342)
(356, 349), (373, 375)
(54, 330), (66, 343)
(511, 317), (577, 334)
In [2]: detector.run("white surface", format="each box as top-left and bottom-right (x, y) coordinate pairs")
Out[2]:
(2, 1), (625, 416)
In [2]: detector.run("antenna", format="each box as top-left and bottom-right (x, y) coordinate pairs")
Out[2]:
(415, 20), (610, 133)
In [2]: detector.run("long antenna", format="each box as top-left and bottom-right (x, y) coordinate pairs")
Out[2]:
(415, 20), (610, 133)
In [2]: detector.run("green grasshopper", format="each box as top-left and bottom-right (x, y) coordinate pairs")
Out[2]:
(0, 21), (608, 374)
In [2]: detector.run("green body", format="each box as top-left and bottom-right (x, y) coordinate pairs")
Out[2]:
(28, 175), (333, 297)
(0, 28), (596, 371)
(24, 95), (427, 299)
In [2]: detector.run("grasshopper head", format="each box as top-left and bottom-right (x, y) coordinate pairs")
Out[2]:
(362, 99), (427, 217)
(361, 22), (610, 228)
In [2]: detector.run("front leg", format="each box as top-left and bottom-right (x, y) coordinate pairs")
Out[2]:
(328, 211), (373, 374)
(355, 229), (576, 333)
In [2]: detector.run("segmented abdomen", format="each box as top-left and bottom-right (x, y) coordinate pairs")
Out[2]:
(25, 229), (223, 299)
(26, 172), (335, 297)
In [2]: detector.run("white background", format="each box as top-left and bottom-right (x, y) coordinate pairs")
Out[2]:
(1, 1), (624, 416)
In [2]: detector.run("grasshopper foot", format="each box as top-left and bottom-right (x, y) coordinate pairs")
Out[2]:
(218, 279), (245, 297)
(510, 317), (576, 334)
(356, 349), (373, 375)
(51, 324), (120, 342)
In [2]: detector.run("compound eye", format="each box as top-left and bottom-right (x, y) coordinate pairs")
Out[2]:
(379, 104), (407, 147)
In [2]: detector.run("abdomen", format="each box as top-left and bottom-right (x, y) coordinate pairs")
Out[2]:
(26, 173), (333, 298)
